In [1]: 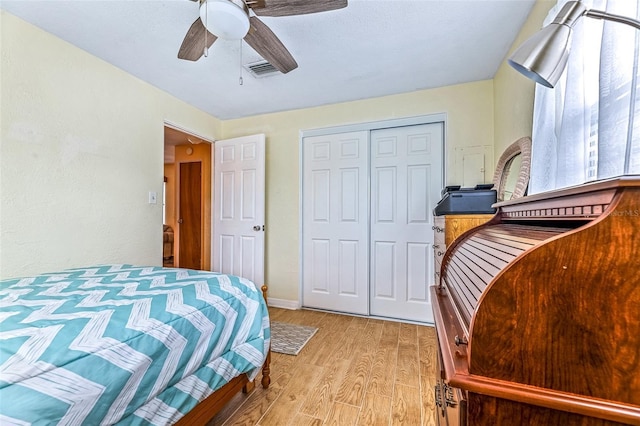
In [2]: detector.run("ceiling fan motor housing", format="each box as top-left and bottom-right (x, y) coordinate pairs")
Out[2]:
(180, 0), (348, 69)
(199, 0), (250, 40)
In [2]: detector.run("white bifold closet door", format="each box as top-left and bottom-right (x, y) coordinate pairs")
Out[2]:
(369, 124), (443, 322)
(302, 123), (443, 323)
(302, 131), (370, 315)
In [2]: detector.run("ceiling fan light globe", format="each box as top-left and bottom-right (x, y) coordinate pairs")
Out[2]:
(200, 0), (250, 40)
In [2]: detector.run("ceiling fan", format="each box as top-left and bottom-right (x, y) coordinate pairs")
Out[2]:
(178, 0), (348, 74)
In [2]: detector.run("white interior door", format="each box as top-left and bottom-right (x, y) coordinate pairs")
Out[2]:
(369, 123), (443, 322)
(302, 131), (369, 315)
(212, 134), (265, 287)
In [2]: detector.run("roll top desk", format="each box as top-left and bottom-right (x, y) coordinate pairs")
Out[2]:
(431, 176), (640, 425)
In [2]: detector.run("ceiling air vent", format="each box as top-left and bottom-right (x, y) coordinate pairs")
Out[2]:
(244, 60), (280, 78)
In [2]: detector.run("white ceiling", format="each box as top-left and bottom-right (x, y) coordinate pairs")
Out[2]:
(1, 0), (535, 120)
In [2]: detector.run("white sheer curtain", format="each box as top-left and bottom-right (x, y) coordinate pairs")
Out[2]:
(529, 0), (640, 194)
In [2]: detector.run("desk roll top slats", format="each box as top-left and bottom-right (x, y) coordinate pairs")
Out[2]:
(444, 224), (569, 327)
(432, 176), (640, 425)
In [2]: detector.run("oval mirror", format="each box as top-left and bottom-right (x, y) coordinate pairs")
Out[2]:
(492, 136), (532, 201)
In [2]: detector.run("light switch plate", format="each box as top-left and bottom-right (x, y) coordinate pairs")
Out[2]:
(148, 191), (157, 204)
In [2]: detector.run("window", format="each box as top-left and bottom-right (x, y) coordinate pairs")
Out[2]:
(529, 0), (640, 193)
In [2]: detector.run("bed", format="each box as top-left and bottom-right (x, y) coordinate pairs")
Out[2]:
(0, 264), (271, 425)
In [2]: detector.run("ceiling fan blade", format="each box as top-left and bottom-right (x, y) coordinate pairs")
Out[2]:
(244, 16), (298, 74)
(178, 17), (218, 61)
(253, 0), (347, 17)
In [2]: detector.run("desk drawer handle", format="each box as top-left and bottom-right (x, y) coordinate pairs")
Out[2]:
(432, 226), (444, 233)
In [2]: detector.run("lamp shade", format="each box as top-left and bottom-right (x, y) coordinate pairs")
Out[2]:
(508, 23), (573, 88)
(508, 0), (640, 88)
(200, 0), (250, 40)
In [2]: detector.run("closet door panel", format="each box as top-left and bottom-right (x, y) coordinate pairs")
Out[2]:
(372, 241), (396, 298)
(302, 131), (369, 314)
(302, 122), (443, 322)
(370, 123), (443, 322)
(309, 238), (330, 293)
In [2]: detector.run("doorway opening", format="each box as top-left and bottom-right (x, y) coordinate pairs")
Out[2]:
(163, 124), (212, 270)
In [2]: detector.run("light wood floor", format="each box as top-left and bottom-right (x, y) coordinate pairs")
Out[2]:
(208, 307), (438, 426)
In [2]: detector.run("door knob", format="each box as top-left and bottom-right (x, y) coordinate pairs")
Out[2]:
(178, 218), (184, 224)
(253, 225), (261, 231)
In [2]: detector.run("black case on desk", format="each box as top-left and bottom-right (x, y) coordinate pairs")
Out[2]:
(434, 185), (497, 216)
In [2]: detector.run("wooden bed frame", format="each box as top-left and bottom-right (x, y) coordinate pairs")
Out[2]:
(175, 284), (271, 425)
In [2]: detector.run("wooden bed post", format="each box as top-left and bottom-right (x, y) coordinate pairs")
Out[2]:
(260, 284), (271, 389)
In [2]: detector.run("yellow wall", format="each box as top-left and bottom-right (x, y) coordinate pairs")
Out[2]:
(493, 0), (555, 157)
(0, 11), (222, 278)
(1, 4), (549, 305)
(221, 81), (495, 301)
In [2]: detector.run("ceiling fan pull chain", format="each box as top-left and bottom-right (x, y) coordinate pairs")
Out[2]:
(239, 40), (244, 86)
(204, 0), (209, 57)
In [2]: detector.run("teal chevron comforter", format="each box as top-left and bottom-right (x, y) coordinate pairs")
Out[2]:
(0, 265), (270, 425)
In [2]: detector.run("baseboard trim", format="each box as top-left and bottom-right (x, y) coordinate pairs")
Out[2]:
(265, 300), (434, 325)
(302, 307), (433, 326)
(268, 298), (300, 310)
